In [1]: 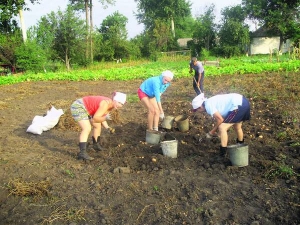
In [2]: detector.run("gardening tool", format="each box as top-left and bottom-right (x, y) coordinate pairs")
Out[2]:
(193, 77), (202, 94)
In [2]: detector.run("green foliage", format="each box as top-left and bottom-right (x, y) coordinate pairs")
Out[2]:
(242, 0), (300, 43)
(35, 6), (87, 70)
(192, 4), (216, 52)
(135, 0), (191, 30)
(290, 142), (300, 147)
(153, 185), (159, 191)
(97, 12), (132, 61)
(64, 169), (75, 178)
(0, 30), (23, 65)
(99, 11), (128, 41)
(0, 0), (41, 32)
(218, 5), (250, 57)
(174, 16), (197, 39)
(15, 40), (47, 72)
(0, 56), (300, 85)
(200, 48), (210, 59)
(127, 94), (139, 103)
(265, 163), (297, 180)
(277, 131), (287, 141)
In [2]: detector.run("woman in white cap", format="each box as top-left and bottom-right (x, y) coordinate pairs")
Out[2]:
(137, 70), (174, 131)
(71, 92), (127, 160)
(192, 93), (250, 156)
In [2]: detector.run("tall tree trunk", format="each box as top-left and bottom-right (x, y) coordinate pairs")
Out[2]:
(90, 0), (93, 62)
(85, 0), (89, 60)
(18, 9), (27, 42)
(171, 17), (175, 38)
(65, 49), (70, 71)
(279, 35), (283, 52)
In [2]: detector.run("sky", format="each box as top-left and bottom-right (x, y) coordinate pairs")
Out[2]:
(22, 0), (243, 39)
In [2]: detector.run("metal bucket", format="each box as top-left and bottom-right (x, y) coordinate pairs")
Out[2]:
(175, 115), (189, 132)
(145, 130), (162, 145)
(161, 140), (178, 158)
(228, 144), (249, 167)
(162, 116), (175, 129)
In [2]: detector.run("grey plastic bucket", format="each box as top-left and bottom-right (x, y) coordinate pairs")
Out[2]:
(175, 115), (189, 132)
(162, 116), (175, 129)
(161, 140), (178, 158)
(146, 130), (161, 145)
(228, 144), (249, 167)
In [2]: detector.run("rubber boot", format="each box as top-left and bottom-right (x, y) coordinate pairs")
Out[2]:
(220, 146), (227, 157)
(78, 142), (94, 160)
(92, 136), (105, 151)
(236, 138), (244, 145)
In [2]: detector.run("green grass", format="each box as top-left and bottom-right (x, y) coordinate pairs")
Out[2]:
(1, 56), (300, 86)
(127, 94), (139, 103)
(265, 163), (298, 180)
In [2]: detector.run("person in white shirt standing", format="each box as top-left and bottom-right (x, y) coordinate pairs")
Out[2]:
(192, 93), (251, 156)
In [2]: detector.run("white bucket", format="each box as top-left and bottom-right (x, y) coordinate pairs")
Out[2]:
(161, 140), (178, 158)
(228, 144), (249, 167)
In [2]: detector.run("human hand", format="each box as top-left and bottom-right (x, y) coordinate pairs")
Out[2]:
(206, 132), (213, 139)
(206, 132), (218, 139)
(159, 113), (164, 120)
(105, 113), (112, 120)
(109, 127), (115, 134)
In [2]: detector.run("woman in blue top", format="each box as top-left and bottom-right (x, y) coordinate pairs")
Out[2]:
(192, 93), (250, 156)
(137, 70), (174, 131)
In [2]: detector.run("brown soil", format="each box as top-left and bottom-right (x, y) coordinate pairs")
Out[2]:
(0, 72), (299, 225)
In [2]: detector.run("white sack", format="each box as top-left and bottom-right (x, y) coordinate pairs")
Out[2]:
(26, 106), (64, 135)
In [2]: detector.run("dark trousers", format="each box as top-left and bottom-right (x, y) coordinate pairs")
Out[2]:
(193, 72), (204, 95)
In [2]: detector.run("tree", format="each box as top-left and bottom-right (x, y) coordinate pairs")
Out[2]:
(15, 39), (47, 72)
(97, 11), (130, 60)
(36, 6), (87, 70)
(69, 0), (115, 62)
(217, 5), (250, 57)
(0, 0), (41, 41)
(135, 0), (191, 37)
(191, 4), (217, 55)
(242, 0), (300, 50)
(0, 30), (23, 66)
(173, 16), (196, 39)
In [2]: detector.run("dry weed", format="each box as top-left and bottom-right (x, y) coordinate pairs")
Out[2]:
(7, 178), (51, 198)
(41, 205), (87, 225)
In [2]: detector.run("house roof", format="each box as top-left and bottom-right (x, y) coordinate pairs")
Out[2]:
(251, 25), (280, 38)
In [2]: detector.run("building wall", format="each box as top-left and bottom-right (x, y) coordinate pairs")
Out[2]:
(250, 37), (292, 55)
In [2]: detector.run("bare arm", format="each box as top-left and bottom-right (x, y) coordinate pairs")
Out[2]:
(157, 101), (163, 114)
(92, 100), (110, 123)
(210, 111), (224, 134)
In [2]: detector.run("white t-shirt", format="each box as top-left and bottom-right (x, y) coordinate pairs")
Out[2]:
(205, 93), (243, 118)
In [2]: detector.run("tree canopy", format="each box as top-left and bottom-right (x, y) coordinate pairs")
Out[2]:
(242, 0), (300, 48)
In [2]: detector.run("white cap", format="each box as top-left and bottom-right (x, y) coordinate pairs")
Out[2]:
(162, 70), (174, 79)
(113, 92), (127, 104)
(192, 93), (206, 111)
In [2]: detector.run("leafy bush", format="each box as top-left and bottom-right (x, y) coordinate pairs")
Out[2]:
(200, 48), (210, 60)
(15, 41), (47, 73)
